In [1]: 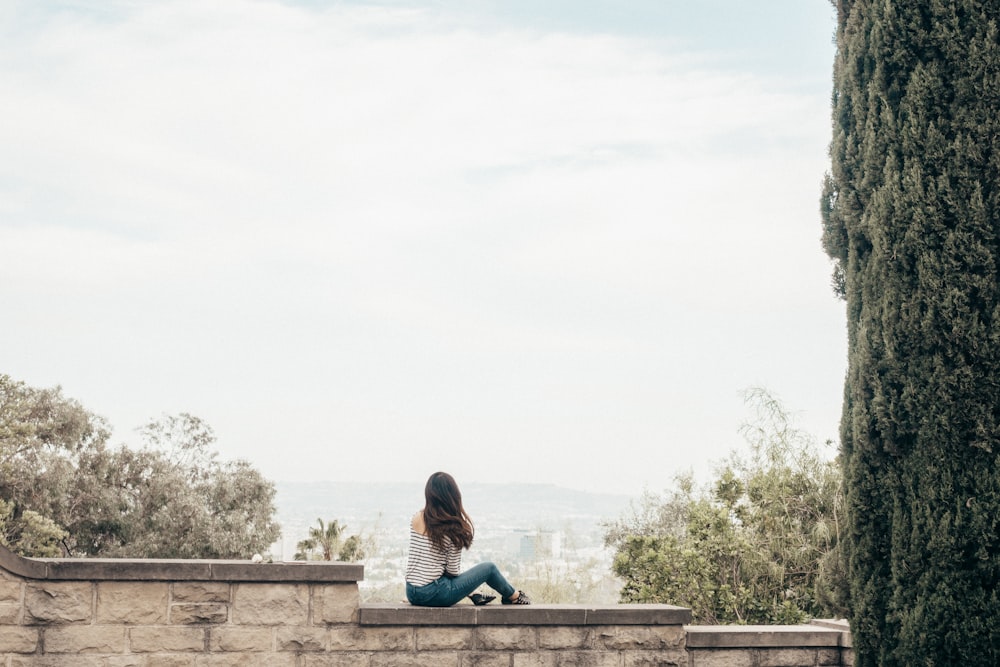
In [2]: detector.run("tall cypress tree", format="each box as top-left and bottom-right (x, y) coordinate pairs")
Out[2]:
(822, 1), (1000, 665)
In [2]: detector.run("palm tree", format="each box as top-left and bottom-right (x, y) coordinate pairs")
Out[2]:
(294, 518), (344, 561)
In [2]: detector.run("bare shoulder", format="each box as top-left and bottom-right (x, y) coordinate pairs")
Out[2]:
(411, 511), (426, 534)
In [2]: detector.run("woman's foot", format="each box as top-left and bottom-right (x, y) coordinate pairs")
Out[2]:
(502, 590), (531, 605)
(468, 593), (496, 606)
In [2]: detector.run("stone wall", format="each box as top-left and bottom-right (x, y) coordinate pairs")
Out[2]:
(0, 546), (851, 666)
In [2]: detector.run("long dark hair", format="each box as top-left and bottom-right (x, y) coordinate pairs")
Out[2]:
(422, 471), (474, 551)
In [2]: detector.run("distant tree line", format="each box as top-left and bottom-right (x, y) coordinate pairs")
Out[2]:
(0, 373), (280, 558)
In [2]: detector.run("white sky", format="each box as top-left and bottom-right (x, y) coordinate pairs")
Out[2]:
(1, 0), (844, 496)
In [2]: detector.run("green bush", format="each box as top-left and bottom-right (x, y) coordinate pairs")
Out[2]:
(606, 389), (846, 624)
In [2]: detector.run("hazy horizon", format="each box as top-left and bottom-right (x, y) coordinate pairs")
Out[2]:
(2, 0), (844, 496)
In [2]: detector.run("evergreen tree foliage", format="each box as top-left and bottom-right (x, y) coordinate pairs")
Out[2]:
(605, 389), (845, 624)
(822, 1), (1000, 664)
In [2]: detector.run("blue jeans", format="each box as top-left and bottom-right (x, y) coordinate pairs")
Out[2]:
(406, 562), (516, 607)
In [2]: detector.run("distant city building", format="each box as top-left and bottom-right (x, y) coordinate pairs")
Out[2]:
(508, 529), (562, 561)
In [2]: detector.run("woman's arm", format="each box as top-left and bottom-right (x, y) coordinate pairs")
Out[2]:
(444, 542), (462, 576)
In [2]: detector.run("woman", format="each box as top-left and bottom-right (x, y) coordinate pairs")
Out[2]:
(405, 471), (531, 607)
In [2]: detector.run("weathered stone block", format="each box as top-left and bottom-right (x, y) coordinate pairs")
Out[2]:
(415, 626), (474, 650)
(11, 657), (141, 667)
(688, 650), (754, 667)
(597, 626), (685, 650)
(0, 626), (38, 652)
(476, 626), (536, 650)
(462, 653), (514, 667)
(171, 602), (229, 624)
(231, 584), (308, 625)
(312, 583), (359, 624)
(276, 625), (327, 651)
(329, 625), (412, 651)
(173, 582), (231, 603)
(538, 625), (593, 649)
(209, 625), (273, 651)
(98, 658), (146, 667)
(536, 652), (619, 667)
(44, 624), (126, 653)
(24, 582), (91, 624)
(370, 653), (459, 667)
(623, 650), (688, 667)
(302, 654), (374, 667)
(0, 580), (21, 602)
(194, 655), (297, 667)
(818, 649), (843, 666)
(144, 656), (197, 667)
(759, 648), (820, 666)
(129, 625), (206, 652)
(512, 654), (555, 667)
(97, 581), (169, 624)
(0, 602), (21, 624)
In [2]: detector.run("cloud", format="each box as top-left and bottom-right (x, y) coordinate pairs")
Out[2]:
(0, 0), (842, 493)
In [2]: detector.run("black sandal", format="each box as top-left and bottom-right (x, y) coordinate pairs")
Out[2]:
(468, 593), (496, 606)
(502, 590), (531, 605)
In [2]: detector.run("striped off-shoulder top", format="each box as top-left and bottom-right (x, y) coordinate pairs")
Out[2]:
(405, 512), (462, 586)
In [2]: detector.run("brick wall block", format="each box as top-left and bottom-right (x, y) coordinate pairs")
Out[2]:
(0, 626), (38, 652)
(312, 583), (360, 624)
(476, 626), (536, 650)
(597, 626), (685, 650)
(276, 625), (327, 651)
(24, 582), (92, 624)
(512, 654), (555, 667)
(415, 626), (474, 650)
(173, 582), (231, 603)
(689, 650), (755, 667)
(232, 584), (308, 626)
(194, 654), (297, 667)
(11, 657), (141, 667)
(44, 624), (126, 653)
(171, 602), (229, 624)
(536, 652), (620, 667)
(144, 655), (198, 667)
(462, 652), (514, 667)
(0, 580), (21, 602)
(818, 649), (843, 666)
(98, 582), (169, 624)
(759, 648), (821, 666)
(538, 626), (593, 649)
(303, 653), (374, 667)
(0, 602), (21, 624)
(209, 626), (273, 652)
(129, 626), (206, 652)
(370, 652), (460, 667)
(623, 649), (689, 667)
(329, 625), (412, 651)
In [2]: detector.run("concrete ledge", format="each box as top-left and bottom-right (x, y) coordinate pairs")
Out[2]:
(812, 618), (853, 648)
(359, 603), (692, 626)
(685, 624), (844, 648)
(0, 545), (363, 583)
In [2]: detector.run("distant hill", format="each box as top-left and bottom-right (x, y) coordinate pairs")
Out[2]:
(273, 480), (633, 541)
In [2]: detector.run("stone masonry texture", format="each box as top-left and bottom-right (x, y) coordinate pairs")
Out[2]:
(0, 545), (851, 665)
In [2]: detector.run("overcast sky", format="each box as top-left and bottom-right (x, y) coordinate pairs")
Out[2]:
(1, 0), (843, 496)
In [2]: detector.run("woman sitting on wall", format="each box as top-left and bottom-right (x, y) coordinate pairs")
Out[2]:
(405, 471), (531, 607)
